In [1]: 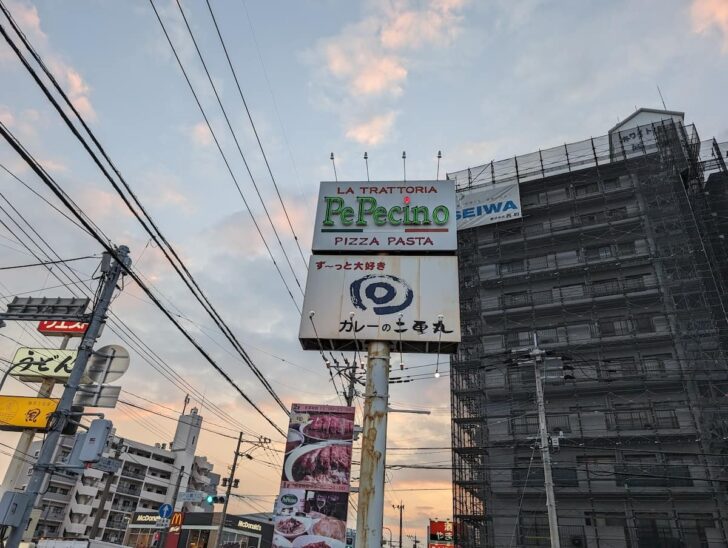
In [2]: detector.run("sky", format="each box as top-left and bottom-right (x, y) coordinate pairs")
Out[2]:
(1, 0), (728, 541)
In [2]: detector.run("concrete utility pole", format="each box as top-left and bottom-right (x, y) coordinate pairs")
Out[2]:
(531, 333), (561, 548)
(215, 432), (244, 548)
(88, 438), (124, 539)
(0, 336), (69, 499)
(392, 502), (404, 548)
(158, 465), (185, 548)
(6, 247), (130, 548)
(356, 341), (391, 548)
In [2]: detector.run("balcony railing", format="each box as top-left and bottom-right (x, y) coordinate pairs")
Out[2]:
(492, 276), (658, 310)
(606, 410), (679, 430)
(616, 464), (692, 487)
(519, 525), (585, 547)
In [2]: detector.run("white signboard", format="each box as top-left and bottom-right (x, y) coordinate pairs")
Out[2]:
(299, 255), (460, 353)
(312, 181), (457, 252)
(11, 348), (78, 381)
(179, 491), (205, 503)
(456, 182), (522, 230)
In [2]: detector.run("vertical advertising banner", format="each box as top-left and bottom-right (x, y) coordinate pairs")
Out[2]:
(273, 404), (355, 548)
(429, 519), (454, 548)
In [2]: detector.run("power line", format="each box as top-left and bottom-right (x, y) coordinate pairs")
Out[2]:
(146, 0), (302, 313)
(0, 256), (97, 270)
(204, 0), (307, 266)
(1, 169), (264, 440)
(0, 120), (286, 438)
(0, 5), (291, 419)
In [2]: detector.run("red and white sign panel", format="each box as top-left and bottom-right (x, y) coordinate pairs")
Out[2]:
(273, 403), (355, 548)
(429, 520), (454, 547)
(37, 320), (89, 337)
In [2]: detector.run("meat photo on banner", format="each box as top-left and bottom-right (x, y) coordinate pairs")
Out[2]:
(273, 404), (355, 548)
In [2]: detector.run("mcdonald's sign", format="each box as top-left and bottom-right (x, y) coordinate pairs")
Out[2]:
(164, 512), (184, 548)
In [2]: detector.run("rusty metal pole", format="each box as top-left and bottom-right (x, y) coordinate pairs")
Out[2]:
(356, 341), (390, 548)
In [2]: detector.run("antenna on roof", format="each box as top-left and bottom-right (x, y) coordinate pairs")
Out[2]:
(657, 85), (667, 110)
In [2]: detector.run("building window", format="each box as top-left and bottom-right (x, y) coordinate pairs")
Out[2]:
(635, 513), (673, 546)
(500, 260), (524, 274)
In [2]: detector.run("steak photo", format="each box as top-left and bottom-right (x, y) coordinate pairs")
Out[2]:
(293, 444), (352, 484)
(304, 415), (354, 440)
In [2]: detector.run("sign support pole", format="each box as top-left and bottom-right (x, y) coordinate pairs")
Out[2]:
(0, 335), (69, 526)
(356, 341), (390, 548)
(5, 247), (130, 548)
(158, 465), (185, 548)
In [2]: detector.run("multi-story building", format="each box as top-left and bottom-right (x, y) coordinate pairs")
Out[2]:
(449, 109), (728, 547)
(8, 407), (218, 543)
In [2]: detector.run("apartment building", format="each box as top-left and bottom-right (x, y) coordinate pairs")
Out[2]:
(9, 407), (218, 543)
(449, 109), (728, 547)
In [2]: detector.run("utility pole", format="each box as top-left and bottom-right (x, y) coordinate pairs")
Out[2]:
(6, 246), (130, 548)
(0, 336), (69, 498)
(356, 341), (391, 548)
(215, 432), (244, 548)
(88, 438), (124, 539)
(158, 465), (185, 548)
(345, 358), (357, 407)
(393, 502), (404, 548)
(531, 333), (561, 548)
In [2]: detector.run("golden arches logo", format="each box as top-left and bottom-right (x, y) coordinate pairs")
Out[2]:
(170, 512), (183, 527)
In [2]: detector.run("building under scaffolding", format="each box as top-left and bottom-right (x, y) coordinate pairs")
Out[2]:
(449, 109), (728, 547)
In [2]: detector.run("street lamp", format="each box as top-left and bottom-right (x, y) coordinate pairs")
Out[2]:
(382, 527), (393, 546)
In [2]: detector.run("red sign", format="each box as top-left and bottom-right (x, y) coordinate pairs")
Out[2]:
(164, 512), (184, 548)
(429, 520), (454, 546)
(37, 320), (89, 337)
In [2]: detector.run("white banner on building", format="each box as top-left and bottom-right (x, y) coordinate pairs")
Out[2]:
(456, 182), (522, 230)
(299, 254), (460, 353)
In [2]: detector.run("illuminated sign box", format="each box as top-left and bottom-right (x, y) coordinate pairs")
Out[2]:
(312, 181), (457, 253)
(299, 254), (460, 353)
(0, 396), (59, 431)
(37, 320), (89, 336)
(10, 348), (78, 381)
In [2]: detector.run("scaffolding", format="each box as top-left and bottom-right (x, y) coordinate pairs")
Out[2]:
(449, 119), (728, 547)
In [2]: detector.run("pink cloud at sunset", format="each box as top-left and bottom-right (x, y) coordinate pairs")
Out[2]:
(345, 112), (397, 146)
(692, 0), (728, 51)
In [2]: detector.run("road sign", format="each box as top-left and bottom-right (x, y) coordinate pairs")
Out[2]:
(159, 504), (173, 519)
(91, 457), (122, 474)
(86, 345), (130, 383)
(1, 297), (90, 321)
(37, 320), (89, 337)
(0, 396), (59, 431)
(155, 518), (170, 528)
(10, 348), (78, 381)
(179, 491), (205, 503)
(73, 385), (121, 408)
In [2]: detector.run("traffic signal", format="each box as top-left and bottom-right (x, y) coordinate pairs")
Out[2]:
(221, 478), (227, 487)
(206, 495), (225, 504)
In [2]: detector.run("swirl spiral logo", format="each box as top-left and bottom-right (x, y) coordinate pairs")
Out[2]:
(349, 274), (414, 316)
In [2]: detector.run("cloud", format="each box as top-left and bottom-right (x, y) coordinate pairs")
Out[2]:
(3, 1), (97, 121)
(311, 0), (469, 145)
(692, 0), (728, 51)
(190, 121), (213, 147)
(0, 105), (15, 127)
(380, 0), (467, 50)
(345, 112), (397, 145)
